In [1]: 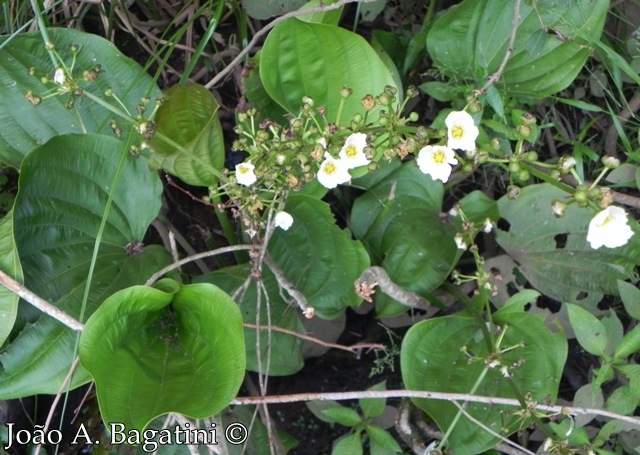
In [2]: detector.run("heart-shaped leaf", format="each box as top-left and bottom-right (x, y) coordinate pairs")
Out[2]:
(0, 28), (161, 169)
(0, 133), (170, 398)
(80, 280), (245, 431)
(401, 308), (567, 454)
(496, 184), (640, 310)
(260, 18), (400, 124)
(427, 0), (608, 98)
(149, 84), (224, 187)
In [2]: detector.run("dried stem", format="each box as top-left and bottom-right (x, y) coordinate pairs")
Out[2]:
(263, 254), (313, 317)
(0, 269), (84, 332)
(476, 0), (522, 95)
(204, 0), (377, 89)
(232, 390), (640, 428)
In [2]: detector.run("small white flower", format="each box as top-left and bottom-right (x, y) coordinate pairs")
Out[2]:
(274, 211), (293, 230)
(416, 145), (458, 183)
(445, 110), (479, 152)
(317, 153), (351, 189)
(235, 161), (257, 186)
(587, 206), (634, 249)
(454, 233), (467, 250)
(54, 68), (66, 85)
(483, 218), (493, 234)
(559, 156), (577, 172)
(338, 133), (370, 169)
(448, 207), (459, 217)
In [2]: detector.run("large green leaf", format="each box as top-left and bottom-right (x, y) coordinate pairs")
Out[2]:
(80, 280), (245, 431)
(401, 308), (567, 454)
(427, 0), (608, 98)
(0, 28), (161, 169)
(149, 84), (224, 187)
(0, 133), (170, 398)
(350, 163), (459, 316)
(495, 184), (640, 309)
(0, 212), (22, 346)
(260, 18), (400, 124)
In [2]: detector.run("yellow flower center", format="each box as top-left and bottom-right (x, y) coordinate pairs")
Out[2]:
(345, 145), (357, 158)
(433, 151), (446, 164)
(451, 125), (464, 140)
(324, 162), (336, 174)
(238, 166), (249, 174)
(597, 213), (613, 227)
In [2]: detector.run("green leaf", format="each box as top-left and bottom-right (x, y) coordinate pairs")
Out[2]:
(566, 303), (608, 357)
(359, 381), (387, 419)
(0, 28), (160, 169)
(197, 264), (305, 376)
(351, 163), (459, 316)
(269, 194), (370, 319)
(260, 19), (399, 124)
(606, 385), (639, 416)
(496, 184), (640, 309)
(321, 406), (362, 427)
(365, 425), (402, 453)
(503, 289), (541, 312)
(307, 400), (343, 423)
(80, 281), (245, 431)
(149, 84), (224, 187)
(615, 325), (640, 359)
(617, 365), (640, 400)
(617, 280), (640, 320)
(0, 212), (22, 346)
(242, 0), (306, 20)
(401, 309), (567, 455)
(332, 432), (363, 455)
(0, 134), (170, 398)
(427, 0), (608, 98)
(458, 190), (500, 225)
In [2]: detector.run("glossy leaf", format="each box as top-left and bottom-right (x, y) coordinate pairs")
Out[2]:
(359, 381), (387, 419)
(351, 163), (459, 316)
(321, 407), (362, 427)
(427, 0), (608, 98)
(366, 425), (402, 453)
(401, 308), (566, 454)
(333, 432), (363, 455)
(0, 212), (22, 345)
(260, 19), (399, 124)
(617, 280), (640, 320)
(197, 264), (306, 376)
(566, 303), (608, 357)
(0, 28), (160, 169)
(149, 84), (224, 187)
(80, 281), (245, 431)
(496, 184), (640, 309)
(615, 325), (640, 359)
(0, 133), (169, 398)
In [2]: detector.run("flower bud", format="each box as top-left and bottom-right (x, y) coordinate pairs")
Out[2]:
(558, 156), (576, 173)
(406, 85), (419, 98)
(517, 169), (530, 181)
(69, 44), (80, 53)
(602, 155), (620, 169)
(551, 200), (566, 218)
(408, 112), (419, 122)
(377, 93), (392, 106)
(507, 185), (521, 200)
(340, 86), (353, 98)
(573, 186), (589, 204)
(302, 96), (314, 106)
(508, 158), (520, 174)
(384, 85), (397, 96)
(526, 151), (539, 162)
(361, 95), (375, 110)
(516, 124), (532, 139)
(378, 114), (389, 126)
(45, 41), (55, 50)
(367, 162), (379, 172)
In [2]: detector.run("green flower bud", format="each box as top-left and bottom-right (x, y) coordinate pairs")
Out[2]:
(573, 187), (588, 204)
(517, 169), (530, 181)
(526, 151), (539, 162)
(408, 112), (419, 122)
(508, 159), (520, 174)
(602, 156), (620, 169)
(516, 124), (532, 138)
(377, 93), (392, 106)
(367, 162), (379, 172)
(340, 86), (353, 98)
(406, 85), (419, 98)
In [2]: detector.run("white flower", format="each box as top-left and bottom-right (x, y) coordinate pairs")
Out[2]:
(483, 218), (493, 234)
(454, 233), (467, 250)
(338, 133), (370, 169)
(445, 110), (479, 152)
(416, 145), (458, 183)
(317, 137), (327, 149)
(274, 211), (293, 230)
(317, 153), (351, 189)
(586, 206), (634, 249)
(54, 68), (66, 85)
(235, 161), (257, 186)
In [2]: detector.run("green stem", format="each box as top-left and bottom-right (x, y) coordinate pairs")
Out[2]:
(519, 163), (575, 193)
(438, 366), (491, 451)
(29, 0), (56, 67)
(209, 192), (246, 263)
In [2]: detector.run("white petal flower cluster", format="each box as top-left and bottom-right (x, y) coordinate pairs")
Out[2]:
(235, 161), (257, 186)
(445, 110), (479, 152)
(416, 145), (458, 183)
(586, 206), (634, 249)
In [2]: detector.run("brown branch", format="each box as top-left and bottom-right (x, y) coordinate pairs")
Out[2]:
(263, 254), (314, 318)
(0, 269), (84, 332)
(243, 323), (385, 354)
(476, 0), (522, 95)
(204, 0), (378, 89)
(231, 390), (640, 428)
